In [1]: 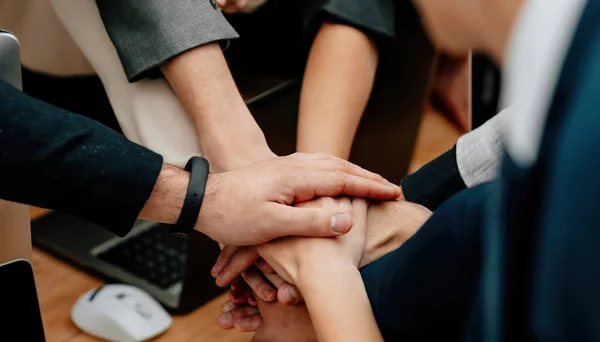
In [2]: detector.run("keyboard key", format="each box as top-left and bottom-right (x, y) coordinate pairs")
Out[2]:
(97, 224), (188, 289)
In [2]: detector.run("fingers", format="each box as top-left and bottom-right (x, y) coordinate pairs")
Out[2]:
(230, 277), (253, 304)
(352, 198), (369, 223)
(255, 257), (275, 274)
(218, 304), (262, 331)
(272, 205), (353, 239)
(288, 153), (401, 196)
(212, 245), (240, 278)
(263, 273), (304, 305)
(214, 247), (260, 287)
(219, 0), (249, 14)
(242, 268), (277, 302)
(292, 170), (400, 203)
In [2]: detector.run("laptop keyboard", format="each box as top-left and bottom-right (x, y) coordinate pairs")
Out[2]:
(97, 224), (188, 289)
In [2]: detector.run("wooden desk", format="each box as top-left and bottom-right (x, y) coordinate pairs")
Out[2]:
(31, 209), (253, 342)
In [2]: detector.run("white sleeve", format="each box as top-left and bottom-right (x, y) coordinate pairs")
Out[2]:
(456, 107), (511, 187)
(49, 0), (200, 168)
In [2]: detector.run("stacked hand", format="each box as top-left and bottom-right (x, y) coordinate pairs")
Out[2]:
(214, 196), (369, 331)
(196, 152), (401, 246)
(214, 198), (433, 333)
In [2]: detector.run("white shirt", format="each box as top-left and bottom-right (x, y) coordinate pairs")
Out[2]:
(502, 0), (588, 167)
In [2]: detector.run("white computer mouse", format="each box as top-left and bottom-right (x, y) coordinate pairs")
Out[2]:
(71, 284), (172, 342)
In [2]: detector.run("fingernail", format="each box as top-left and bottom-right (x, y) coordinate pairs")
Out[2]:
(218, 312), (232, 325)
(330, 213), (351, 233)
(222, 301), (236, 313)
(211, 263), (221, 277)
(264, 288), (276, 301)
(248, 297), (257, 306)
(216, 272), (229, 286)
(216, 0), (226, 6)
(286, 287), (298, 302)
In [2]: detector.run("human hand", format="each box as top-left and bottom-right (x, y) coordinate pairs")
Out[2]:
(211, 196), (358, 303)
(211, 245), (303, 304)
(217, 278), (314, 340)
(219, 294), (316, 341)
(216, 0), (269, 14)
(196, 153), (399, 246)
(255, 197), (368, 285)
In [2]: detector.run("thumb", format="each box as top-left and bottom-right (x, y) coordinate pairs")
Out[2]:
(217, 0), (227, 7)
(276, 206), (353, 238)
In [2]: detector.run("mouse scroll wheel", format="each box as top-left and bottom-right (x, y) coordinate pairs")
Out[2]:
(135, 303), (153, 319)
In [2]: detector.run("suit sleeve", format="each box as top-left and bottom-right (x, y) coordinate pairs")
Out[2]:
(401, 109), (506, 210)
(303, 0), (420, 44)
(0, 80), (163, 236)
(95, 0), (239, 82)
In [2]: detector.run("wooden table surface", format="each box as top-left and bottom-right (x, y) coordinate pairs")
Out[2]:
(30, 209), (253, 342)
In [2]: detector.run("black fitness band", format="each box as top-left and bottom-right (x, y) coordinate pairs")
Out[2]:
(169, 156), (210, 238)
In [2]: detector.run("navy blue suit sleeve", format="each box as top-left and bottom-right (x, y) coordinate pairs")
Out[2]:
(360, 183), (491, 340)
(0, 80), (163, 236)
(401, 145), (466, 211)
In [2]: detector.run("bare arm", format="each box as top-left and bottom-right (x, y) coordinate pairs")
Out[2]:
(297, 22), (379, 159)
(161, 43), (274, 172)
(298, 261), (383, 342)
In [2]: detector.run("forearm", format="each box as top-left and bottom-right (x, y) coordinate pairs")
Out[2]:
(298, 261), (383, 342)
(161, 43), (271, 171)
(138, 164), (187, 225)
(0, 80), (162, 236)
(360, 199), (432, 268)
(297, 22), (378, 159)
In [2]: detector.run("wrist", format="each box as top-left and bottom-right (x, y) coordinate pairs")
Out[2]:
(192, 173), (219, 236)
(202, 134), (274, 172)
(296, 257), (357, 290)
(139, 164), (188, 224)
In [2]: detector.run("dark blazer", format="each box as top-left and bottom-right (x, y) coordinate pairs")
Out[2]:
(483, 0), (600, 340)
(0, 80), (163, 236)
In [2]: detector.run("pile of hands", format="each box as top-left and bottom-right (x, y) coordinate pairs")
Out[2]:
(199, 2), (430, 332)
(212, 196), (372, 332)
(205, 141), (431, 339)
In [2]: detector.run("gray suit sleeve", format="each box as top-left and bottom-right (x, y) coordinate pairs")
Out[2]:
(96, 0), (239, 82)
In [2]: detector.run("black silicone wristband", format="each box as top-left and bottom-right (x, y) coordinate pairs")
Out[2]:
(170, 156), (209, 238)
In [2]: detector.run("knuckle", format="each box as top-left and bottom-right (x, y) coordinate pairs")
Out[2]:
(333, 170), (347, 184)
(332, 157), (349, 170)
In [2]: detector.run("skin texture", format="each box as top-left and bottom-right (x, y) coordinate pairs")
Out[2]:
(217, 0), (269, 14)
(138, 154), (402, 246)
(160, 43), (274, 173)
(296, 22), (378, 159)
(217, 199), (433, 339)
